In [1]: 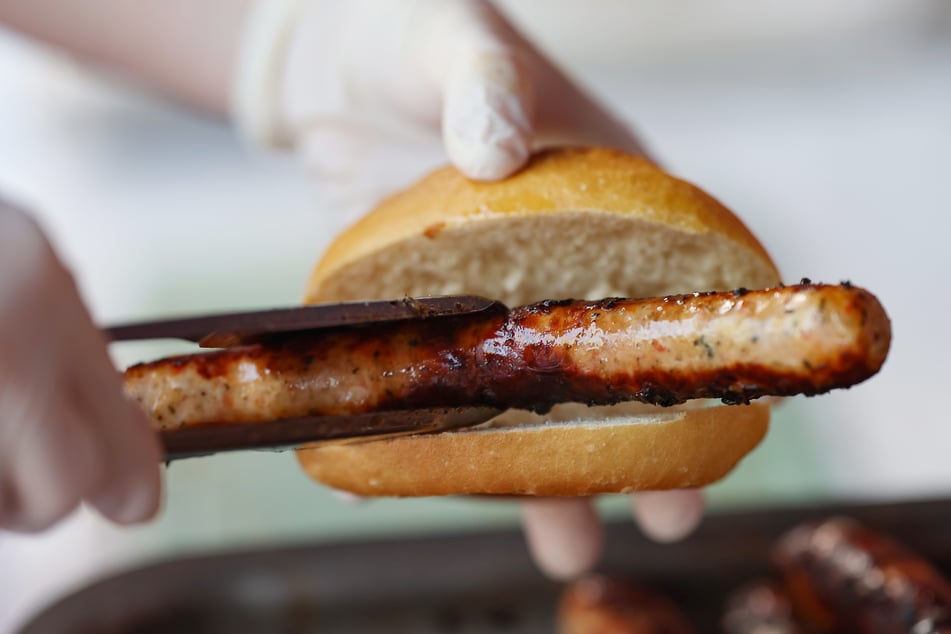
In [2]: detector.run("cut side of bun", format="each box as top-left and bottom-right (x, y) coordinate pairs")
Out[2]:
(304, 147), (779, 307)
(309, 212), (777, 309)
(296, 146), (782, 496)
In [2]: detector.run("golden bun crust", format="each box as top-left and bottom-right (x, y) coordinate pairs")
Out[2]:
(303, 147), (779, 306)
(299, 404), (769, 497)
(296, 146), (779, 496)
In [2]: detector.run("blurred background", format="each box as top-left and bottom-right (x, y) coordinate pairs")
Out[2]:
(1, 0), (949, 631)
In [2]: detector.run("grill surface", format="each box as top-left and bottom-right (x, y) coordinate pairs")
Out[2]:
(20, 498), (951, 633)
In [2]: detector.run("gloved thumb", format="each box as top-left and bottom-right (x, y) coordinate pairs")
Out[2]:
(441, 47), (535, 182)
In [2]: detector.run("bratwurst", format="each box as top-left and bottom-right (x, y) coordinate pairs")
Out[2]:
(774, 518), (951, 633)
(124, 282), (890, 431)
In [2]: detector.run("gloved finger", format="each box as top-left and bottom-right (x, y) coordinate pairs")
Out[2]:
(71, 346), (162, 525)
(631, 489), (705, 543)
(2, 395), (101, 532)
(521, 497), (602, 580)
(403, 0), (535, 180)
(55, 275), (162, 525)
(441, 47), (534, 181)
(330, 489), (366, 505)
(76, 374), (162, 525)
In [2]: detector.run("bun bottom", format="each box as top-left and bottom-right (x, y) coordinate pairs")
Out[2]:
(295, 403), (770, 497)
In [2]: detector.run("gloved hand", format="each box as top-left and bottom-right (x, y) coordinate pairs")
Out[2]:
(234, 0), (703, 579)
(0, 200), (161, 532)
(285, 0), (645, 172)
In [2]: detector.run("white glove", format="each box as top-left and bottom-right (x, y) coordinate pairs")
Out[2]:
(233, 0), (696, 579)
(0, 201), (161, 532)
(234, 0), (647, 181)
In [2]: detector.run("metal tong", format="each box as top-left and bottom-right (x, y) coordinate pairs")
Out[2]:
(106, 296), (506, 460)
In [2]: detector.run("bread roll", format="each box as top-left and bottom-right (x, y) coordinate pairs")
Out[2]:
(296, 147), (781, 496)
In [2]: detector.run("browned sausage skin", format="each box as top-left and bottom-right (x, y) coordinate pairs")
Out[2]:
(124, 283), (891, 430)
(773, 518), (951, 634)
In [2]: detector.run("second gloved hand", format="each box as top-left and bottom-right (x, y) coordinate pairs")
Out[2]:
(0, 201), (162, 532)
(235, 0), (697, 579)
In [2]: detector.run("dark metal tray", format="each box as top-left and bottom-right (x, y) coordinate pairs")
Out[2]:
(20, 498), (951, 633)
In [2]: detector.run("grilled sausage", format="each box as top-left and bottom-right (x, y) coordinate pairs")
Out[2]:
(773, 518), (951, 634)
(124, 283), (890, 430)
(558, 574), (696, 634)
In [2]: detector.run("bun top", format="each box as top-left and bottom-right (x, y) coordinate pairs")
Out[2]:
(304, 147), (780, 306)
